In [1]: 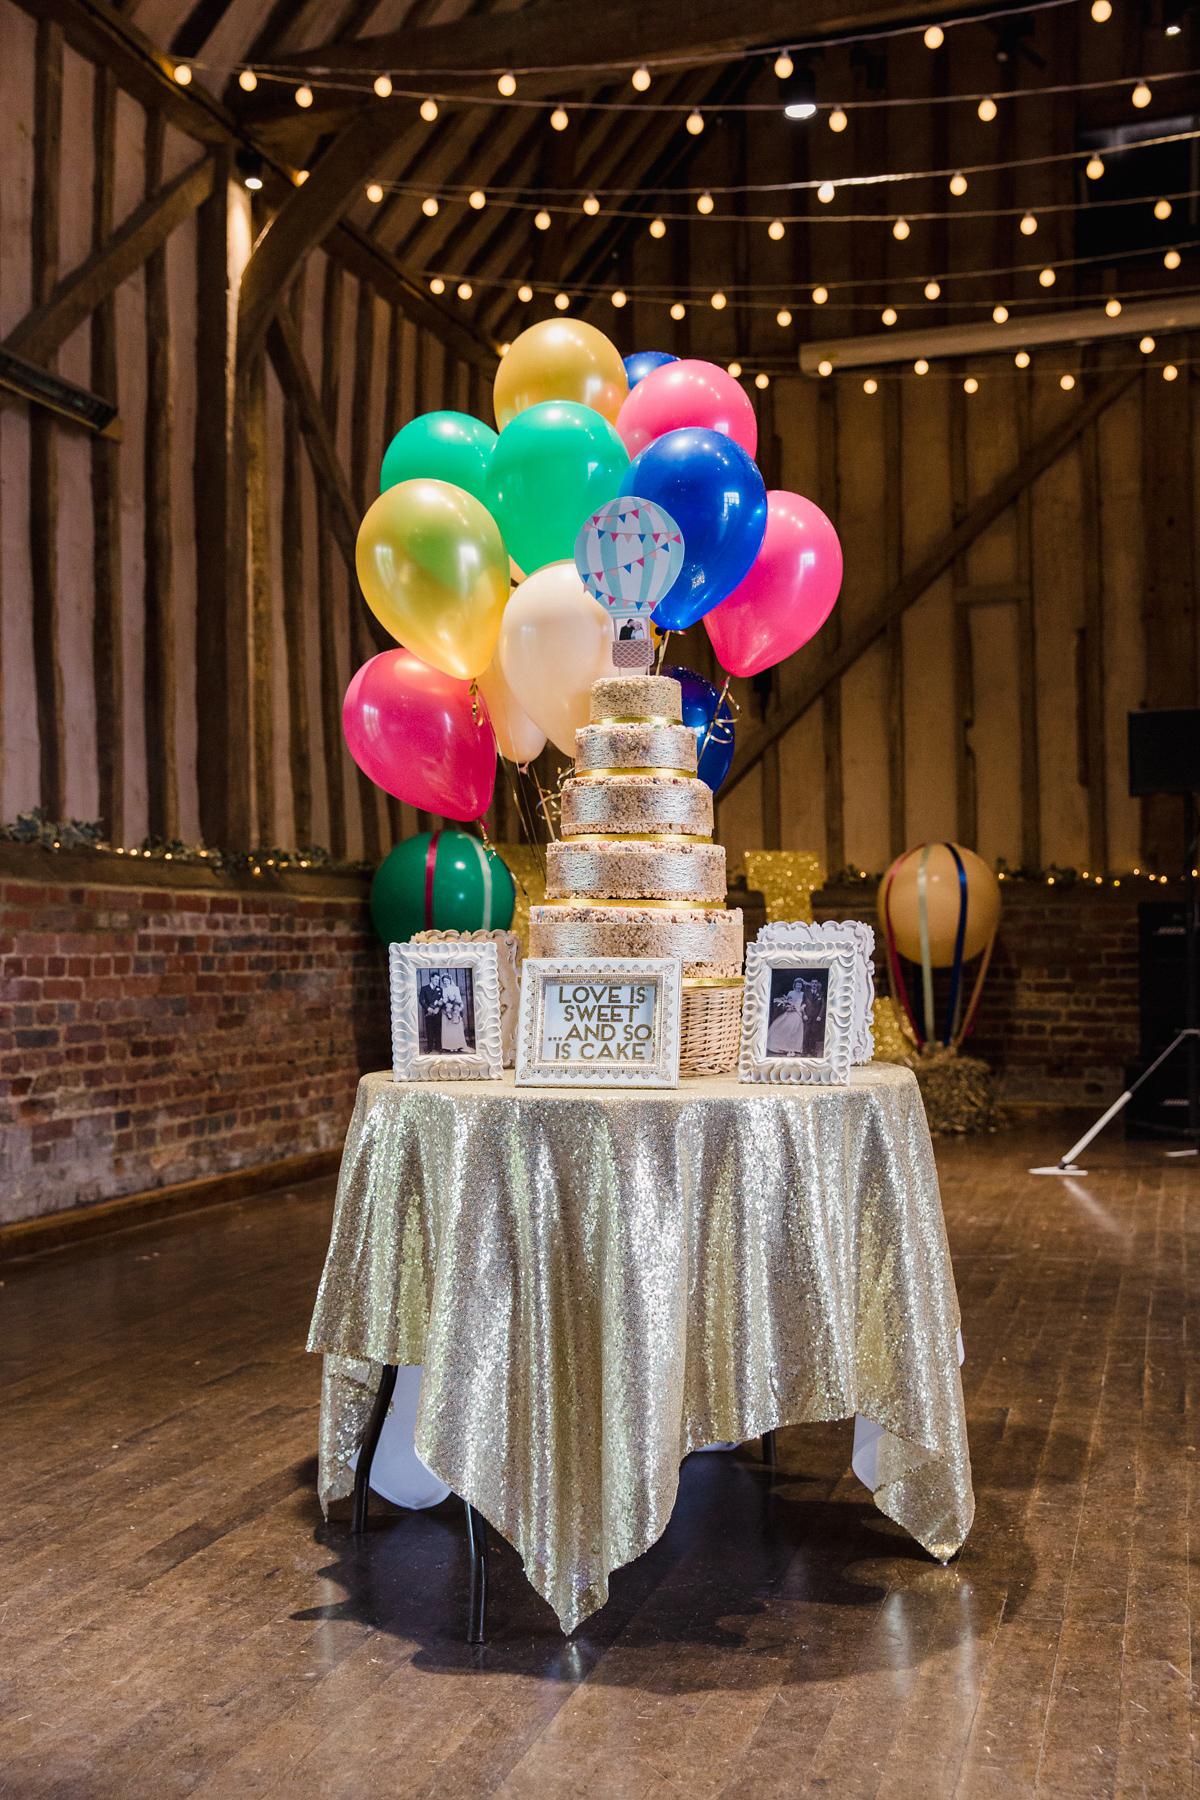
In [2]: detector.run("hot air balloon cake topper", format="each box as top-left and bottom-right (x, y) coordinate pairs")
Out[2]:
(574, 496), (684, 668)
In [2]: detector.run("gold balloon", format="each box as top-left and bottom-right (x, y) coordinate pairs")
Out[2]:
(880, 843), (1001, 965)
(493, 318), (629, 430)
(355, 479), (510, 682)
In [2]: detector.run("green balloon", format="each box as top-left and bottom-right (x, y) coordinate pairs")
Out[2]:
(484, 400), (628, 574)
(370, 831), (516, 946)
(380, 412), (498, 505)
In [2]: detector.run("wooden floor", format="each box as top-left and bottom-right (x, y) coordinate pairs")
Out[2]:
(2, 1119), (1196, 1799)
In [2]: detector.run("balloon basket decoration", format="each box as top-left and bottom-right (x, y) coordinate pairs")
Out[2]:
(679, 979), (744, 1075)
(371, 831), (515, 947)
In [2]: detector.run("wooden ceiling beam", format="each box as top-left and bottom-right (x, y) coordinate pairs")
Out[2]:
(328, 221), (500, 369)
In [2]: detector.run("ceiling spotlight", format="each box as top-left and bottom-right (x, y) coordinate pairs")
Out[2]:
(774, 51), (794, 78)
(728, 360), (742, 376)
(978, 95), (997, 121)
(1091, 0), (1111, 16)
(818, 181), (836, 204)
(864, 377), (879, 393)
(1086, 155), (1105, 178)
(650, 218), (666, 238)
(829, 108), (848, 132)
(611, 290), (627, 307)
(518, 284), (533, 302)
(366, 182), (383, 203)
(422, 196), (439, 216)
(755, 373), (770, 389)
(697, 191), (714, 214)
(555, 292), (570, 310)
(469, 189), (486, 209)
(1039, 266), (1056, 286)
(818, 359), (834, 376)
(964, 376), (979, 393)
(429, 277), (445, 294)
(1105, 297), (1122, 315)
(535, 209), (551, 229)
(457, 282), (473, 299)
(950, 172), (968, 196)
(498, 72), (516, 96)
(420, 97), (438, 121)
(1140, 334), (1156, 352)
(925, 280), (941, 299)
(1165, 248), (1181, 269)
(1060, 373), (1075, 390)
(882, 307), (897, 325)
(993, 304), (1009, 322)
(711, 291), (727, 310)
(1132, 80), (1152, 106)
(1015, 349), (1030, 367)
(924, 23), (944, 47)
(782, 68), (818, 119)
(769, 218), (785, 240)
(1166, 17), (1182, 30)
(813, 285), (829, 304)
(238, 69), (257, 92)
(632, 65), (651, 91)
(550, 106), (569, 130)
(583, 193), (600, 215)
(686, 110), (705, 135)
(1020, 212), (1038, 235)
(777, 308), (793, 326)
(173, 63), (192, 84)
(914, 358), (929, 374)
(295, 84), (313, 106)
(670, 301), (686, 320)
(244, 172), (263, 192)
(1154, 198), (1173, 219)
(373, 74), (392, 97)
(1164, 363), (1179, 380)
(893, 217), (910, 239)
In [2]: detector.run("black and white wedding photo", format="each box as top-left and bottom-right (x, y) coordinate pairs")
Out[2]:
(415, 967), (476, 1055)
(765, 967), (829, 1058)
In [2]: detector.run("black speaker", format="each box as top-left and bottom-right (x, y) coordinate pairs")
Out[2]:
(1128, 708), (1200, 796)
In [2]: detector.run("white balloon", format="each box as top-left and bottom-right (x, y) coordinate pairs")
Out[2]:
(498, 561), (613, 757)
(478, 649), (547, 763)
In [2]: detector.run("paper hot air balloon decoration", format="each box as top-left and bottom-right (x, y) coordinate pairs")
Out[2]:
(574, 496), (684, 668)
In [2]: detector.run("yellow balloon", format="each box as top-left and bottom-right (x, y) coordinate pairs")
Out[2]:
(478, 649), (547, 764)
(493, 319), (628, 430)
(880, 843), (1001, 965)
(355, 478), (509, 682)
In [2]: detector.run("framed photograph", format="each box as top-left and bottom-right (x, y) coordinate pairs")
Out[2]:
(411, 928), (522, 1066)
(389, 942), (503, 1082)
(757, 918), (876, 1064)
(739, 939), (857, 1085)
(515, 957), (683, 1088)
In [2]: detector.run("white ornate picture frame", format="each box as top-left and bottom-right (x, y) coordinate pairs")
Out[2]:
(410, 927), (522, 1066)
(389, 941), (503, 1082)
(757, 918), (876, 1064)
(515, 957), (683, 1088)
(739, 939), (856, 1084)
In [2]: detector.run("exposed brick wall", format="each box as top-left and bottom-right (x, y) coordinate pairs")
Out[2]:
(0, 853), (388, 1225)
(814, 881), (1141, 1104)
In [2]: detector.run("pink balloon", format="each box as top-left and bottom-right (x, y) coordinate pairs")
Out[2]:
(615, 358), (758, 460)
(343, 649), (496, 821)
(703, 491), (843, 678)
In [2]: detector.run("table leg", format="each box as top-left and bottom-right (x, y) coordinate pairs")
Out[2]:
(762, 1430), (778, 1468)
(352, 1363), (399, 1534)
(464, 1503), (489, 1644)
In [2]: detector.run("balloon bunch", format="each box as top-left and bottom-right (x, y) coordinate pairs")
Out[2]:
(342, 315), (845, 821)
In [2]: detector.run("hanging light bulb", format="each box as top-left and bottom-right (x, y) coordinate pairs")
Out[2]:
(978, 95), (997, 121)
(534, 209), (551, 229)
(457, 282), (473, 300)
(1140, 335), (1156, 352)
(893, 217), (910, 239)
(686, 111), (705, 135)
(1165, 248), (1181, 269)
(373, 74), (392, 97)
(829, 108), (848, 132)
(768, 218), (785, 240)
(817, 359), (833, 376)
(950, 172), (968, 195)
(498, 72), (516, 96)
(914, 359), (929, 374)
(774, 51), (794, 78)
(173, 63), (193, 85)
(1086, 155), (1105, 179)
(469, 189), (486, 209)
(554, 292), (570, 310)
(420, 97), (438, 121)
(818, 181), (836, 204)
(925, 280), (941, 299)
(670, 301), (685, 320)
(422, 196), (439, 216)
(632, 65), (651, 91)
(1020, 213), (1038, 235)
(1015, 349), (1030, 367)
(711, 292), (727, 309)
(583, 193), (600, 215)
(1164, 363), (1179, 380)
(964, 376), (979, 393)
(882, 307), (897, 325)
(295, 84), (313, 106)
(1132, 80), (1152, 106)
(924, 24), (944, 47)
(864, 377), (879, 393)
(550, 106), (569, 130)
(1154, 198), (1173, 219)
(993, 304), (1009, 322)
(696, 191), (714, 214)
(294, 169), (309, 184)
(429, 277), (445, 294)
(813, 285), (828, 304)
(1091, 0), (1112, 16)
(611, 290), (627, 307)
(499, 342), (510, 355)
(366, 182), (383, 203)
(1039, 266), (1056, 286)
(755, 373), (770, 389)
(518, 284), (533, 302)
(238, 69), (258, 92)
(1105, 297), (1122, 315)
(728, 360), (742, 377)
(649, 217), (666, 238)
(777, 308), (792, 326)
(1060, 373), (1075, 390)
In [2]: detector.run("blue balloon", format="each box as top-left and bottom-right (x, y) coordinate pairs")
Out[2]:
(619, 427), (767, 630)
(623, 350), (677, 389)
(662, 665), (735, 793)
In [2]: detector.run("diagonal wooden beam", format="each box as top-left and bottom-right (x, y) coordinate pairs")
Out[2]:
(722, 364), (1142, 795)
(264, 303), (391, 654)
(328, 221), (499, 368)
(4, 155), (215, 366)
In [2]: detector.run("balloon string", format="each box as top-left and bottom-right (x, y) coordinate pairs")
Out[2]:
(509, 763), (547, 882)
(654, 630), (672, 674)
(698, 673), (734, 760)
(530, 766), (560, 841)
(469, 679), (479, 724)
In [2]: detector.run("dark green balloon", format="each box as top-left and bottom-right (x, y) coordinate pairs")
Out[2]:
(380, 412), (498, 505)
(484, 400), (628, 574)
(370, 831), (516, 946)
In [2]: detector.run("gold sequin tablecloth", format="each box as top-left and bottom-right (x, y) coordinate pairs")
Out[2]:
(308, 1065), (973, 1633)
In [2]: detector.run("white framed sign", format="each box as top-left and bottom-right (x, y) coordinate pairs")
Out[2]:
(515, 958), (683, 1088)
(411, 927), (522, 1066)
(389, 941), (503, 1082)
(757, 918), (875, 1064)
(738, 938), (857, 1085)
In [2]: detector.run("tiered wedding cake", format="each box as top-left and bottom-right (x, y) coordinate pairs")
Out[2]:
(528, 674), (743, 978)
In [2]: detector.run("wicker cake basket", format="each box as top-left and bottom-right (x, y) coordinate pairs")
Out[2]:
(679, 977), (745, 1075)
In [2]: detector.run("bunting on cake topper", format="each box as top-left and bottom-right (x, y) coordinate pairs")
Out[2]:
(574, 497), (685, 667)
